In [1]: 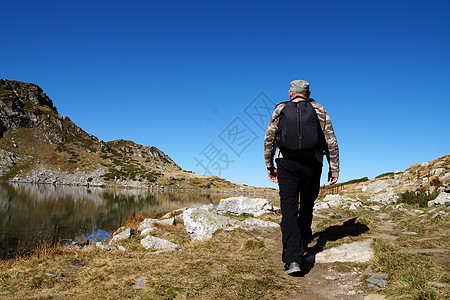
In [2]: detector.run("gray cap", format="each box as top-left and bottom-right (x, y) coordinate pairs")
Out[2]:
(290, 80), (310, 94)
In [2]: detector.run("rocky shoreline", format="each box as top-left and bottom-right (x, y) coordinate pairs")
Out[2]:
(6, 166), (278, 196)
(69, 196), (281, 252)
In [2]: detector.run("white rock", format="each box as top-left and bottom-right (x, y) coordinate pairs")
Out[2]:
(199, 203), (214, 212)
(182, 207), (240, 241)
(318, 194), (357, 209)
(422, 162), (430, 167)
(322, 194), (344, 207)
(428, 192), (450, 207)
(431, 168), (445, 176)
(369, 191), (398, 204)
(241, 218), (278, 229)
(216, 197), (278, 217)
(315, 239), (374, 263)
(140, 235), (178, 250)
(138, 219), (158, 232)
(439, 173), (450, 182)
(109, 227), (135, 244)
(158, 218), (175, 225)
(140, 227), (156, 236)
(361, 180), (395, 194)
(314, 202), (330, 210)
(95, 242), (114, 251)
(349, 202), (363, 210)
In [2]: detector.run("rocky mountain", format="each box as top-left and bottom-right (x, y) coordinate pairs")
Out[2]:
(0, 79), (265, 192)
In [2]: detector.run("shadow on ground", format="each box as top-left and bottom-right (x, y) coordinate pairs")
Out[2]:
(293, 217), (370, 277)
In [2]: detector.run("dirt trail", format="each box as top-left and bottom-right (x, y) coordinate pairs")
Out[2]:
(268, 225), (384, 300)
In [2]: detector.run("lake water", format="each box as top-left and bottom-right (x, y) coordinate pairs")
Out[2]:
(0, 182), (271, 259)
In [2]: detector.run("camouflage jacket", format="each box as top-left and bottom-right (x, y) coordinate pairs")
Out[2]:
(263, 98), (340, 178)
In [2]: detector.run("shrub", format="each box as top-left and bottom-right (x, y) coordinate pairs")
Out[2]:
(322, 177), (369, 189)
(341, 177), (369, 185)
(375, 172), (395, 179)
(398, 189), (440, 207)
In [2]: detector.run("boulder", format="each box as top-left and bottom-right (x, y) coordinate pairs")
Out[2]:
(322, 194), (345, 207)
(138, 219), (158, 232)
(369, 191), (398, 204)
(428, 192), (450, 207)
(183, 205), (240, 241)
(109, 227), (135, 244)
(359, 180), (395, 194)
(314, 194), (360, 211)
(216, 196), (278, 217)
(140, 235), (178, 250)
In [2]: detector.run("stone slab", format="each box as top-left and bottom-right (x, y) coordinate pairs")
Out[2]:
(315, 239), (374, 263)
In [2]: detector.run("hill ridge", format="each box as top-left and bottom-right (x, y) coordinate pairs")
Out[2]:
(0, 79), (268, 192)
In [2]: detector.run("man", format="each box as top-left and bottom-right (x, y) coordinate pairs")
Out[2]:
(264, 80), (339, 275)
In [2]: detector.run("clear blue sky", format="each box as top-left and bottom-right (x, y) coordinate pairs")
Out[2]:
(1, 0), (449, 188)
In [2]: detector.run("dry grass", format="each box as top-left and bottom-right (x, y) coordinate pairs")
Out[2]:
(1, 198), (448, 299)
(124, 215), (147, 230)
(0, 227), (298, 299)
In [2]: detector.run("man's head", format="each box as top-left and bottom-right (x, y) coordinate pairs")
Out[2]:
(289, 80), (310, 99)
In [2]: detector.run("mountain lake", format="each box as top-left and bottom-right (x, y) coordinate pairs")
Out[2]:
(0, 182), (273, 259)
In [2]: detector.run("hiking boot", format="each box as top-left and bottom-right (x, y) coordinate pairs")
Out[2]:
(283, 262), (301, 275)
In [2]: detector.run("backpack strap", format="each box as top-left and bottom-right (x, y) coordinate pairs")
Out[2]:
(271, 101), (290, 122)
(271, 98), (315, 122)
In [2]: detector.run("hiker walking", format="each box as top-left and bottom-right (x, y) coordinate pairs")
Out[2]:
(264, 80), (340, 275)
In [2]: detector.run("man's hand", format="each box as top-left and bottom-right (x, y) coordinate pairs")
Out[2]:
(267, 167), (278, 184)
(328, 175), (338, 185)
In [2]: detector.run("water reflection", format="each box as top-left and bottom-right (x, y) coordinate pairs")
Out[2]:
(0, 182), (246, 259)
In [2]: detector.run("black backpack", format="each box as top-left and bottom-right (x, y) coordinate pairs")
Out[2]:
(274, 98), (325, 155)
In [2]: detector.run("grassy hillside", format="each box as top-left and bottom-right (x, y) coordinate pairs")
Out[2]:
(0, 79), (275, 194)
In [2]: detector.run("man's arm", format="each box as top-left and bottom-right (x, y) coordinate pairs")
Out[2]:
(263, 105), (283, 180)
(311, 102), (340, 183)
(322, 109), (340, 180)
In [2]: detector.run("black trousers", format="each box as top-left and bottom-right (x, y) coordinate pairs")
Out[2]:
(276, 156), (322, 264)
